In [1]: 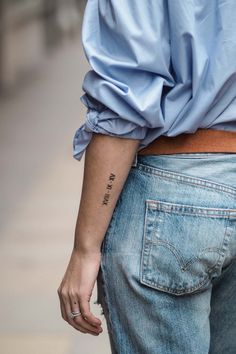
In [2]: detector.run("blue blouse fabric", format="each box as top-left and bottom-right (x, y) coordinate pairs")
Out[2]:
(73, 0), (236, 162)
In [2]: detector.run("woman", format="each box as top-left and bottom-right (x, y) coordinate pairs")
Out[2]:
(57, 1), (236, 353)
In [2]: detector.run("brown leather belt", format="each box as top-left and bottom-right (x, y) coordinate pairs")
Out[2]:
(138, 128), (236, 155)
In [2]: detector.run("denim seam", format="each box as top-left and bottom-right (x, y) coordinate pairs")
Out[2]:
(140, 211), (233, 295)
(214, 222), (233, 271)
(146, 200), (236, 217)
(145, 239), (222, 272)
(140, 277), (211, 295)
(98, 203), (121, 352)
(151, 153), (234, 159)
(135, 164), (236, 198)
(137, 163), (236, 194)
(149, 210), (233, 218)
(99, 259), (119, 354)
(141, 246), (216, 295)
(139, 201), (149, 284)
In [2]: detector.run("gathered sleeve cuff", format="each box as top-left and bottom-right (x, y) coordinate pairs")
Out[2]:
(73, 93), (148, 161)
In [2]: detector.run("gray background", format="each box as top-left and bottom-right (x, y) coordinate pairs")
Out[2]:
(0, 1), (111, 353)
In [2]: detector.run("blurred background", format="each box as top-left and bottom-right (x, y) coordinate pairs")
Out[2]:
(0, 1), (110, 353)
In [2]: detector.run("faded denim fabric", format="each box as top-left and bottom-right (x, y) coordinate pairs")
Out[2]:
(73, 1), (236, 163)
(96, 153), (236, 354)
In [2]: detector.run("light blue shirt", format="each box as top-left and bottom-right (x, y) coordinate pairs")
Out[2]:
(73, 0), (236, 164)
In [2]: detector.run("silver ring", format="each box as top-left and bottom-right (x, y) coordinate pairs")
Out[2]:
(70, 311), (82, 319)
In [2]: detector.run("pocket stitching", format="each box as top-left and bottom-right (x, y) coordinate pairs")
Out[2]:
(149, 239), (223, 272)
(140, 275), (211, 295)
(136, 163), (236, 198)
(139, 200), (233, 295)
(146, 198), (235, 217)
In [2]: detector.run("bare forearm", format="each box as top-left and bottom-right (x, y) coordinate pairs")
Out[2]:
(73, 133), (140, 252)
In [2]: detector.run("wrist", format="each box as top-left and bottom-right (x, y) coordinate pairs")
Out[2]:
(73, 242), (102, 256)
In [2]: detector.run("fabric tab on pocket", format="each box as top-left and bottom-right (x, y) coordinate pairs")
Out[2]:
(140, 199), (234, 296)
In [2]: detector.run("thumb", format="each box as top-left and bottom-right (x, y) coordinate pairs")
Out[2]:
(79, 295), (102, 327)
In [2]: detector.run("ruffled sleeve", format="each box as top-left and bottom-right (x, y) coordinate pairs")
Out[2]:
(73, 0), (174, 161)
(73, 94), (149, 160)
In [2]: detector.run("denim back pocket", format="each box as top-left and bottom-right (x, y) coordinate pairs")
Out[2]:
(140, 199), (235, 296)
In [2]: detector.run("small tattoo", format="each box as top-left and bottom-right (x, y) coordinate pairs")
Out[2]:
(102, 173), (116, 205)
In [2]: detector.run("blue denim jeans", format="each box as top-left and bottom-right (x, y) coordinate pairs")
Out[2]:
(96, 152), (236, 354)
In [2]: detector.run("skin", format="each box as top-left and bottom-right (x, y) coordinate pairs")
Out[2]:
(57, 133), (140, 336)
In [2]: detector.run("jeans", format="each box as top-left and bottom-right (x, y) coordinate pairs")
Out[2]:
(96, 152), (236, 354)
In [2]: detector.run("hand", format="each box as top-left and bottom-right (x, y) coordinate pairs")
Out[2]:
(57, 248), (103, 336)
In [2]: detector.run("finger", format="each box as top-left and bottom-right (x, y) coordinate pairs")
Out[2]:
(79, 297), (102, 327)
(60, 292), (82, 330)
(59, 295), (68, 322)
(70, 296), (80, 314)
(75, 324), (100, 336)
(61, 293), (99, 335)
(69, 295), (103, 334)
(59, 290), (79, 330)
(71, 320), (99, 336)
(74, 314), (103, 334)
(57, 288), (68, 322)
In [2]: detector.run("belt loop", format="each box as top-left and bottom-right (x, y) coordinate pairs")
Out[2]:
(131, 151), (138, 167)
